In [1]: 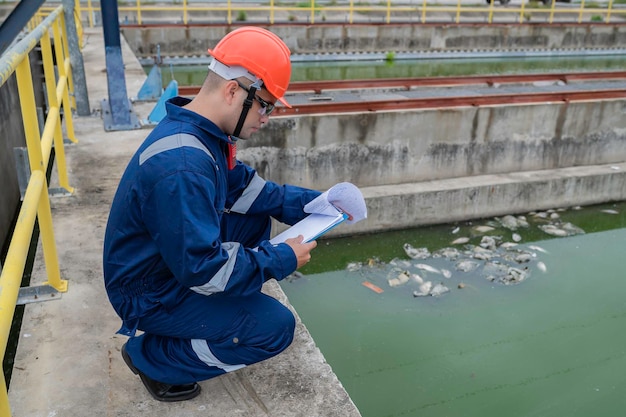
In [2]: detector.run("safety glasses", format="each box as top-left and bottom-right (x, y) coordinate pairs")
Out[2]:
(236, 81), (276, 116)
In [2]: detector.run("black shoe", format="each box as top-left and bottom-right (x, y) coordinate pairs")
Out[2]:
(121, 342), (201, 402)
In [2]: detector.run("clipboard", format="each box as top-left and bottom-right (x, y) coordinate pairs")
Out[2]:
(269, 212), (349, 244)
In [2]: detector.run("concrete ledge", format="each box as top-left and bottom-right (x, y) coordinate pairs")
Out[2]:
(322, 162), (626, 238)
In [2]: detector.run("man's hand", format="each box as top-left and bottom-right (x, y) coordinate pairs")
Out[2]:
(284, 235), (318, 269)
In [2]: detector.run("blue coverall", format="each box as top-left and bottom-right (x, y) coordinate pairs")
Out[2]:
(103, 97), (320, 385)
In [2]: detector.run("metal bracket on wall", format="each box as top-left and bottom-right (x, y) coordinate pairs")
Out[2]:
(17, 284), (63, 305)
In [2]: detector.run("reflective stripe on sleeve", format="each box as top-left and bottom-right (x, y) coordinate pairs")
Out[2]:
(139, 133), (215, 166)
(229, 173), (266, 214)
(190, 242), (240, 296)
(191, 339), (246, 373)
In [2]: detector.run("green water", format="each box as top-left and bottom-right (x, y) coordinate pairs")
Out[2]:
(280, 202), (626, 417)
(154, 55), (626, 87)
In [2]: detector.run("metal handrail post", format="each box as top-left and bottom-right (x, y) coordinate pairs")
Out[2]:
(549, 0), (556, 23)
(577, 0), (585, 23)
(519, 0), (526, 23)
(52, 18), (78, 143)
(136, 0), (142, 25)
(87, 0), (94, 27)
(40, 29), (74, 193)
(15, 57), (68, 293)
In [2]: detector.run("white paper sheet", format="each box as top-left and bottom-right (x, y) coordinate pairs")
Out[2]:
(304, 182), (367, 224)
(269, 211), (348, 244)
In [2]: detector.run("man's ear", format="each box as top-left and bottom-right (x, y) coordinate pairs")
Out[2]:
(224, 80), (239, 105)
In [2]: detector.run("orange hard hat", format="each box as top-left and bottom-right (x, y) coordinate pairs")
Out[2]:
(208, 27), (292, 107)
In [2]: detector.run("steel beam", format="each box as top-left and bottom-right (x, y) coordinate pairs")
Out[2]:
(63, 0), (90, 116)
(100, 0), (140, 131)
(0, 0), (45, 55)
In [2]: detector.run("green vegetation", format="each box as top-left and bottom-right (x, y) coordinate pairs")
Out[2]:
(236, 10), (247, 21)
(590, 14), (604, 21)
(385, 51), (395, 63)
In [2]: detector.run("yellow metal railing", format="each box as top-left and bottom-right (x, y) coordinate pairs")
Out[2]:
(0, 4), (76, 416)
(62, 0), (626, 26)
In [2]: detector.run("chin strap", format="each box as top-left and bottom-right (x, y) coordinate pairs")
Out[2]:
(232, 81), (260, 138)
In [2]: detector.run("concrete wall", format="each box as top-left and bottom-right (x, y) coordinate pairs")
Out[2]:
(238, 100), (626, 190)
(120, 23), (626, 58)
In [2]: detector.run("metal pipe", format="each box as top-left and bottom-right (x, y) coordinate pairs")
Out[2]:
(0, 6), (63, 87)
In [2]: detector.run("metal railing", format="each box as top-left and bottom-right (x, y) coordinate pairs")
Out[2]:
(45, 0), (626, 26)
(0, 5), (78, 416)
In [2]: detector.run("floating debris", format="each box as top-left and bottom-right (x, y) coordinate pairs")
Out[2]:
(516, 216), (530, 228)
(512, 233), (522, 242)
(503, 267), (529, 285)
(451, 237), (470, 245)
(403, 243), (431, 259)
(413, 281), (433, 297)
(455, 259), (480, 272)
(411, 273), (424, 284)
(473, 225), (496, 234)
(483, 261), (510, 282)
(429, 283), (450, 297)
(538, 221), (586, 237)
(479, 236), (498, 251)
(457, 282), (465, 289)
(415, 263), (441, 274)
(601, 209), (619, 215)
(472, 246), (496, 261)
(441, 269), (452, 279)
(537, 261), (547, 273)
(539, 224), (569, 237)
(390, 258), (412, 269)
(366, 257), (384, 267)
(432, 247), (462, 260)
(498, 215), (520, 230)
(346, 262), (362, 272)
(388, 270), (411, 287)
(452, 226), (460, 234)
(499, 242), (519, 249)
(528, 245), (549, 254)
(362, 281), (384, 294)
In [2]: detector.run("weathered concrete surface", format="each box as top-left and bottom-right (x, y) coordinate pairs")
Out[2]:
(7, 27), (361, 417)
(239, 100), (626, 190)
(121, 23), (626, 58)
